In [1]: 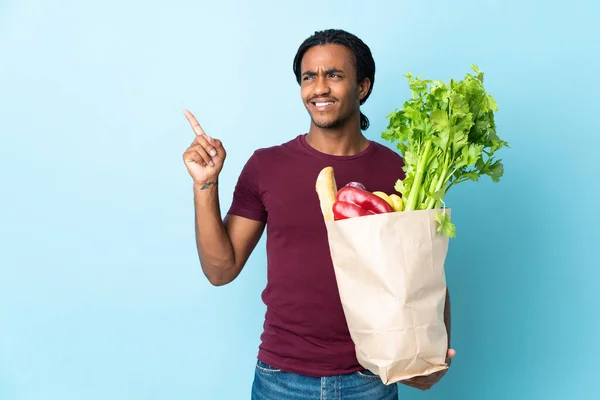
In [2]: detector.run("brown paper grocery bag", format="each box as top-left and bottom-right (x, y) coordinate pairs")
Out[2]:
(324, 208), (451, 385)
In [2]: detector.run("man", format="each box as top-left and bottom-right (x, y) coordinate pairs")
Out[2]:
(182, 29), (455, 399)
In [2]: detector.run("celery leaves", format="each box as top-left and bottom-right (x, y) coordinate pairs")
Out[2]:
(382, 65), (508, 237)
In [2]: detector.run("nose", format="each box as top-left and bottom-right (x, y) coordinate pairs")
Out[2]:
(313, 74), (330, 96)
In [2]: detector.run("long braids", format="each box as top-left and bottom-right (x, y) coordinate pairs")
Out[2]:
(292, 29), (375, 131)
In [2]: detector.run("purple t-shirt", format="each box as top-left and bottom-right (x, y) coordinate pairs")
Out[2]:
(227, 133), (405, 377)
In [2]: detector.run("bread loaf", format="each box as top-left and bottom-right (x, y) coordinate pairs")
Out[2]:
(315, 166), (338, 221)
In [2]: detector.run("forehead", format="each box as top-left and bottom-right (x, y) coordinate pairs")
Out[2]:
(300, 44), (355, 73)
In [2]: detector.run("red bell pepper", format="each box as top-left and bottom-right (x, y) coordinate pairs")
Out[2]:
(333, 201), (376, 220)
(333, 186), (393, 220)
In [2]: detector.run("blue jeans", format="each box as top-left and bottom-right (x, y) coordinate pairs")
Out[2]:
(251, 360), (398, 400)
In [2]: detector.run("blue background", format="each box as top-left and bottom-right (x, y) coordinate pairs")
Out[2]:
(1, 0), (598, 399)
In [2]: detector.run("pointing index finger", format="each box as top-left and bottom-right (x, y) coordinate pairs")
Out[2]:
(183, 109), (206, 137)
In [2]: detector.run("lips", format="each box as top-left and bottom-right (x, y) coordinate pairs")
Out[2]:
(310, 98), (336, 111)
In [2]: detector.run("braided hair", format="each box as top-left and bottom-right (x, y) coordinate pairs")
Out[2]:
(293, 29), (375, 131)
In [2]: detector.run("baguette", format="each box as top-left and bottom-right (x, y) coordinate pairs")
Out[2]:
(315, 166), (338, 221)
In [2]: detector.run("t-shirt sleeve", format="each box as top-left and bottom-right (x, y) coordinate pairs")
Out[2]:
(227, 151), (267, 222)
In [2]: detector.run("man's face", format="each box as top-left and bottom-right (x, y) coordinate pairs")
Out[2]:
(300, 44), (369, 130)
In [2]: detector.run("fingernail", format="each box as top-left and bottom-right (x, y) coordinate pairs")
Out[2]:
(209, 160), (215, 167)
(209, 149), (216, 156)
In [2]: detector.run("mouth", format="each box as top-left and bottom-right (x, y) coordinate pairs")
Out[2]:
(309, 99), (336, 112)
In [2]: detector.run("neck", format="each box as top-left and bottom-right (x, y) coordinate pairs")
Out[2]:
(305, 117), (369, 157)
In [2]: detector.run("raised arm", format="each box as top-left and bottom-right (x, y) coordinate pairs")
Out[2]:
(183, 110), (265, 286)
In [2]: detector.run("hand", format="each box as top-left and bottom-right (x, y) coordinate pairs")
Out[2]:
(400, 348), (456, 391)
(182, 109), (226, 185)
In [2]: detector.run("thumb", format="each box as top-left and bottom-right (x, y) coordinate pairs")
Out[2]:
(211, 138), (224, 150)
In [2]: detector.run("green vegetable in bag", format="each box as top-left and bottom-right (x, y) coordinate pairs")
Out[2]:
(382, 65), (509, 237)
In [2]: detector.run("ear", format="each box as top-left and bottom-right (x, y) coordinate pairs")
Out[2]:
(357, 77), (371, 101)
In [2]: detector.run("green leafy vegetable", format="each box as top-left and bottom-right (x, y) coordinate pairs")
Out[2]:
(433, 211), (455, 238)
(381, 65), (509, 238)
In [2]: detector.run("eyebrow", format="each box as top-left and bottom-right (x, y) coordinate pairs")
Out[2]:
(302, 68), (345, 77)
